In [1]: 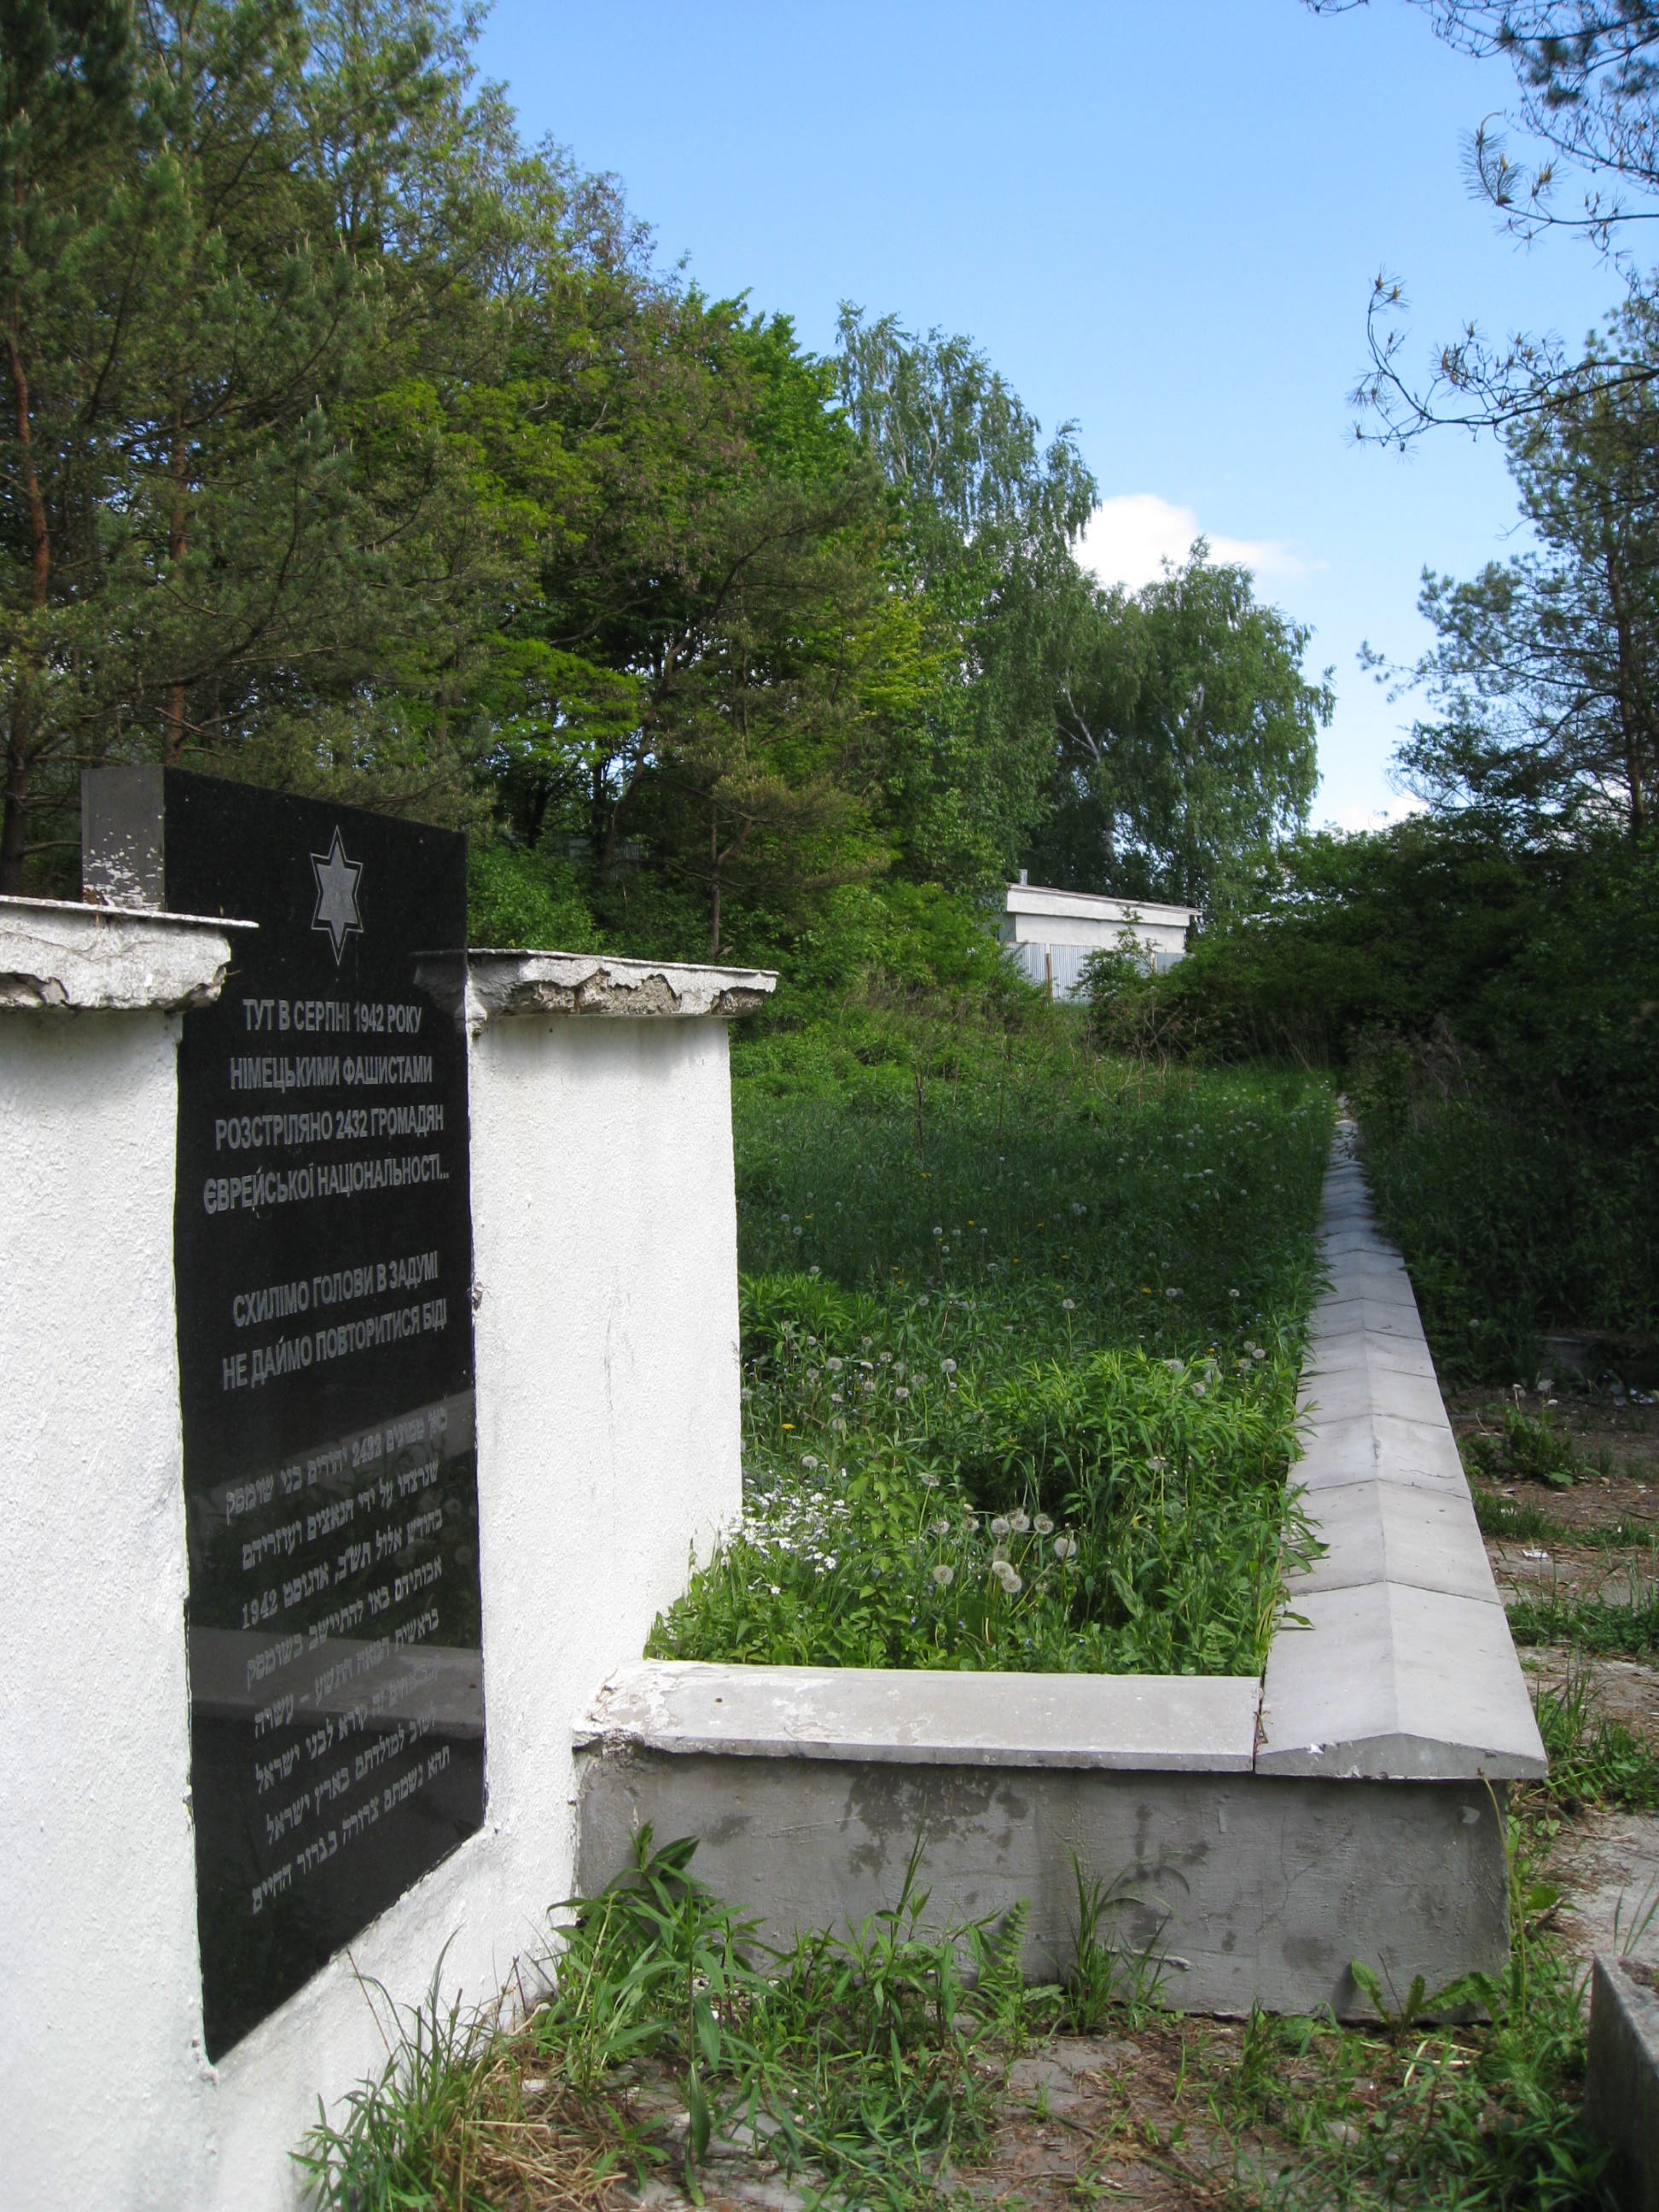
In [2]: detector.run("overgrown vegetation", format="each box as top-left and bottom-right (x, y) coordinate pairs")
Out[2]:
(1462, 1400), (1611, 1492)
(647, 1009), (1332, 1675)
(295, 1812), (1615, 2212)
(296, 1826), (1136, 2211)
(1086, 822), (1659, 1384)
(1533, 1665), (1659, 1813)
(1509, 1569), (1659, 1662)
(1475, 1488), (1657, 1551)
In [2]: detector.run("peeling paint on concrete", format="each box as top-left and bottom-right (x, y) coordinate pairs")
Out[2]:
(467, 948), (777, 1024)
(0, 895), (245, 1012)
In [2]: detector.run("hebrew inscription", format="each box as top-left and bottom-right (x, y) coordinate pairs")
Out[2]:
(96, 771), (486, 2058)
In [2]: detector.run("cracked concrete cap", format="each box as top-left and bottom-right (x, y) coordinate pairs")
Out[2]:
(0, 894), (246, 1012)
(467, 950), (777, 1022)
(577, 1658), (1261, 1772)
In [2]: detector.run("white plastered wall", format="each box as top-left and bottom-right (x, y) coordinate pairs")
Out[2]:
(1, 1007), (208, 2209)
(0, 933), (748, 2211)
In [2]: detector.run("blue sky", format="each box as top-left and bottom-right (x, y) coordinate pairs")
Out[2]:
(474, 0), (1619, 826)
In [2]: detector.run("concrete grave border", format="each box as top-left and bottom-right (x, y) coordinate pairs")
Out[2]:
(573, 1119), (1547, 2017)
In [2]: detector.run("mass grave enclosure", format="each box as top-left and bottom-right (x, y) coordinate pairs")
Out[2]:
(0, 767), (1547, 2210)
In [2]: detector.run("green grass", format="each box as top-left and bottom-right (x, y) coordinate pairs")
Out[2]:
(1473, 1488), (1657, 1550)
(648, 1009), (1334, 1674)
(1532, 1665), (1659, 1813)
(1509, 1569), (1659, 1659)
(295, 1828), (1061, 2211)
(295, 1820), (1611, 2212)
(1459, 1400), (1611, 1491)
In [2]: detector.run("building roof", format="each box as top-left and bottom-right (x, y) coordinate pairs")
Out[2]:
(1004, 882), (1201, 925)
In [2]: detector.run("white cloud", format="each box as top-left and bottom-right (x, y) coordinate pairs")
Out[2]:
(1078, 493), (1308, 592)
(1325, 794), (1429, 835)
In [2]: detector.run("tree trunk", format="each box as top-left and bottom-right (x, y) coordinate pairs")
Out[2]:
(2, 317), (49, 894)
(2, 715), (30, 893)
(164, 411), (188, 765)
(708, 803), (721, 958)
(1603, 532), (1651, 841)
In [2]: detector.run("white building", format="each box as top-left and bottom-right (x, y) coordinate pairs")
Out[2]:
(999, 876), (1201, 1001)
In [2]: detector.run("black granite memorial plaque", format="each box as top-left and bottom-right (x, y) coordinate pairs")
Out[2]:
(84, 769), (485, 2058)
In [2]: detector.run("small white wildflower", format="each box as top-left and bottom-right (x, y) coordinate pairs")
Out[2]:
(940, 1358), (958, 1376)
(989, 1515), (1010, 1540)
(1008, 1509), (1031, 1535)
(933, 1226), (944, 1238)
(894, 1386), (911, 1400)
(1228, 1289), (1240, 1300)
(1062, 1298), (1076, 1312)
(826, 1357), (843, 1373)
(801, 1454), (820, 1470)
(824, 1555), (837, 1570)
(1033, 1514), (1054, 1536)
(1252, 1348), (1266, 1363)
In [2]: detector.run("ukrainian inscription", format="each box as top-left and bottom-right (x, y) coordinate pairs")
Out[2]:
(90, 771), (486, 2058)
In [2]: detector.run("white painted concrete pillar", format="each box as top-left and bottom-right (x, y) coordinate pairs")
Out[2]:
(0, 903), (769, 2211)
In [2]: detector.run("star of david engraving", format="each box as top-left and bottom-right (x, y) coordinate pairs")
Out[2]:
(311, 827), (364, 963)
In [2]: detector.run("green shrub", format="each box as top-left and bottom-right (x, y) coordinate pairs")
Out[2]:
(466, 841), (600, 951)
